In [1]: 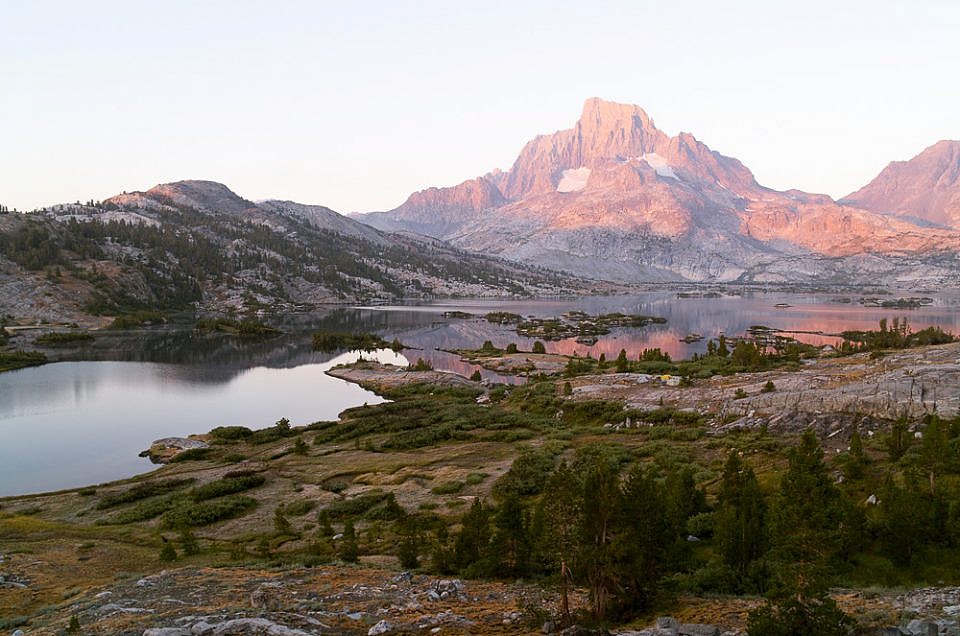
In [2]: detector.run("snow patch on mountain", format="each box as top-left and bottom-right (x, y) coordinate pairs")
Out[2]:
(557, 167), (592, 192)
(641, 153), (679, 180)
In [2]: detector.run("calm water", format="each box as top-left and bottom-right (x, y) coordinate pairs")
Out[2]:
(2, 291), (959, 496)
(0, 349), (405, 496)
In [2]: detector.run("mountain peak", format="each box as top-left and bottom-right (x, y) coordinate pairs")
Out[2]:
(579, 97), (656, 134)
(107, 180), (256, 215)
(843, 140), (960, 227)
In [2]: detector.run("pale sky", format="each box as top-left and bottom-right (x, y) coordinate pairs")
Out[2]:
(2, 1), (958, 213)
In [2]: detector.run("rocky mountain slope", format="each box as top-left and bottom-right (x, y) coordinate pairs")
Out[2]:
(0, 181), (582, 323)
(359, 177), (506, 238)
(842, 139), (960, 228)
(357, 99), (960, 285)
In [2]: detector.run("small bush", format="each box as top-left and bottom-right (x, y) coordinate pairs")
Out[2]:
(189, 474), (266, 502)
(281, 500), (317, 517)
(100, 495), (179, 524)
(159, 542), (178, 562)
(323, 491), (393, 520)
(97, 478), (195, 509)
(465, 472), (487, 485)
(35, 331), (94, 346)
(160, 496), (257, 529)
(208, 425), (253, 441)
(169, 448), (214, 463)
(431, 481), (465, 495)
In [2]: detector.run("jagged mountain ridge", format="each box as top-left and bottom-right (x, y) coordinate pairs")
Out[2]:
(841, 140), (960, 228)
(0, 180), (582, 323)
(356, 99), (960, 284)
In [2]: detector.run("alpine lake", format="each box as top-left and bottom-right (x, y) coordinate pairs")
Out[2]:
(2, 289), (959, 497)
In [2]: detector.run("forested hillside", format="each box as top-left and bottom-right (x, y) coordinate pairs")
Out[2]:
(0, 181), (581, 323)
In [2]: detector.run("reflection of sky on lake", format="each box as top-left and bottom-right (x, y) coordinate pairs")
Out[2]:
(0, 349), (404, 496)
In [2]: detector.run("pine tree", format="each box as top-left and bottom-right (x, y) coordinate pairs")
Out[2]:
(533, 462), (583, 624)
(179, 528), (200, 555)
(159, 540), (178, 562)
(339, 519), (359, 563)
(846, 429), (865, 479)
(487, 493), (530, 578)
(886, 416), (911, 462)
(921, 415), (948, 495)
(293, 436), (308, 455)
(615, 348), (629, 373)
(454, 498), (490, 572)
(619, 465), (672, 613)
(768, 430), (850, 592)
(274, 508), (294, 535)
(395, 514), (422, 569)
(578, 457), (624, 620)
(317, 510), (334, 537)
(715, 451), (767, 590)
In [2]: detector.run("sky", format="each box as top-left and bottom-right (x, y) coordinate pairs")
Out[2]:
(2, 0), (958, 213)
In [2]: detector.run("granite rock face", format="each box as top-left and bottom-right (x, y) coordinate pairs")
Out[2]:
(357, 98), (960, 284)
(843, 140), (960, 229)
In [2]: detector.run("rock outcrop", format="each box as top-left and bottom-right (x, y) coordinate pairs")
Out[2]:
(360, 176), (507, 238)
(139, 437), (210, 463)
(355, 98), (960, 284)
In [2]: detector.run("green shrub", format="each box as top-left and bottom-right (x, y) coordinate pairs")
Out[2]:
(431, 481), (465, 495)
(493, 447), (556, 498)
(465, 472), (487, 485)
(107, 311), (166, 329)
(97, 478), (195, 509)
(208, 425), (253, 441)
(189, 474), (266, 502)
(281, 500), (317, 517)
(323, 491), (393, 520)
(169, 448), (214, 463)
(312, 331), (390, 352)
(35, 331), (94, 346)
(160, 496), (257, 529)
(100, 495), (179, 524)
(159, 542), (178, 562)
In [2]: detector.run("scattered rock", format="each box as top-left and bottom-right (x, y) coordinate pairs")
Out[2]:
(904, 619), (938, 636)
(250, 582), (285, 611)
(368, 619), (392, 635)
(191, 618), (313, 635)
(679, 625), (719, 636)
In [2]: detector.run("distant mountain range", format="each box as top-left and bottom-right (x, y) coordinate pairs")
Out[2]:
(0, 180), (582, 323)
(356, 98), (960, 285)
(3, 99), (959, 325)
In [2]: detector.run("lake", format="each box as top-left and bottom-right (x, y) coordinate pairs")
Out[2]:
(2, 290), (959, 496)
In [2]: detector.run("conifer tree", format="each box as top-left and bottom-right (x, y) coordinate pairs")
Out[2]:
(487, 493), (530, 578)
(715, 451), (767, 590)
(339, 519), (359, 563)
(453, 498), (490, 572)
